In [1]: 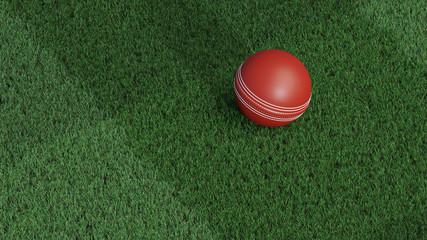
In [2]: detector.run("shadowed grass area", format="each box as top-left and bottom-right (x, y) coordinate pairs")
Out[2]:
(2, 0), (426, 238)
(362, 0), (426, 64)
(0, 5), (214, 239)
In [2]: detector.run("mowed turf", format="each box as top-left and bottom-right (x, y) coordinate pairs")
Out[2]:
(1, 0), (426, 239)
(0, 4), (214, 239)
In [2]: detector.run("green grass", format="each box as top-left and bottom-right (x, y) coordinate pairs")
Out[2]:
(0, 5), (213, 239)
(1, 0), (426, 239)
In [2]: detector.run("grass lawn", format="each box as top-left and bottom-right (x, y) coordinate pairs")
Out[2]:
(1, 0), (426, 239)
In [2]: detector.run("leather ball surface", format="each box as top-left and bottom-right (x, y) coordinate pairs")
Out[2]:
(234, 49), (312, 127)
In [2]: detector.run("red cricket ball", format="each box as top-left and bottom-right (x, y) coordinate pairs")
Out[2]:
(234, 49), (312, 127)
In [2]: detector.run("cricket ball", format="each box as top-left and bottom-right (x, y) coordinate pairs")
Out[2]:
(234, 49), (311, 127)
